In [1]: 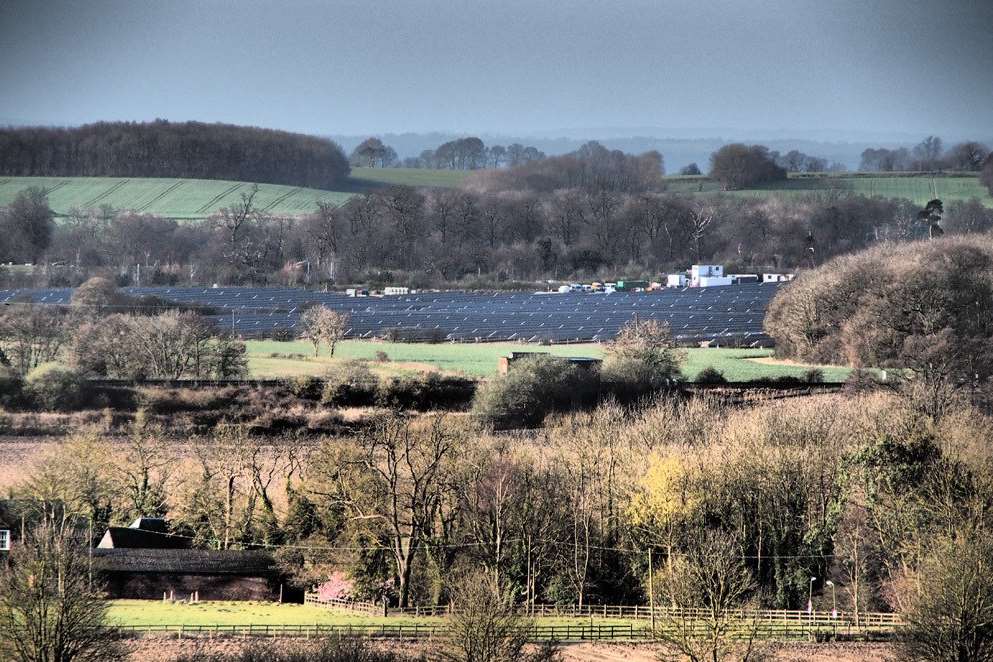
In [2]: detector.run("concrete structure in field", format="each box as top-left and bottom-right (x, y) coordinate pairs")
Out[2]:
(93, 517), (285, 601)
(497, 351), (602, 375)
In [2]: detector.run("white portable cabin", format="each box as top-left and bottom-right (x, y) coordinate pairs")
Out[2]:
(383, 286), (410, 296)
(690, 264), (724, 287)
(698, 276), (734, 287)
(762, 273), (794, 283)
(667, 274), (687, 288)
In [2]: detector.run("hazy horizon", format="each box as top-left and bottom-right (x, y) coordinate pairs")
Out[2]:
(2, 0), (992, 141)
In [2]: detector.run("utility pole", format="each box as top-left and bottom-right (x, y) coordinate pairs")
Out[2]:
(88, 516), (93, 591)
(648, 548), (656, 638)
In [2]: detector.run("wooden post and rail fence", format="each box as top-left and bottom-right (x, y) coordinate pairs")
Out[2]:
(108, 595), (903, 642)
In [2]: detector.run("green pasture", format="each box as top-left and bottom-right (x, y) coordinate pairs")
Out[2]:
(105, 600), (640, 628)
(2, 172), (986, 219)
(0, 170), (466, 219)
(664, 173), (992, 206)
(0, 177), (354, 220)
(246, 340), (851, 382)
(106, 600), (436, 627)
(350, 167), (469, 188)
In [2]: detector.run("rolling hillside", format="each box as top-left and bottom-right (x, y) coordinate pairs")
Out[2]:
(0, 177), (352, 219)
(665, 172), (993, 206)
(349, 166), (470, 188)
(0, 168), (467, 219)
(1, 171), (987, 220)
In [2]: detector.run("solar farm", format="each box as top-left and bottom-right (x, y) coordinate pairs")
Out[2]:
(0, 283), (780, 346)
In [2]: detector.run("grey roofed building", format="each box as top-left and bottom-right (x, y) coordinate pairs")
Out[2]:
(92, 548), (283, 601)
(93, 516), (286, 601)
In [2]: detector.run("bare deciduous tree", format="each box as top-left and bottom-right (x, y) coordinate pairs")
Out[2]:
(0, 518), (125, 662)
(298, 306), (350, 357)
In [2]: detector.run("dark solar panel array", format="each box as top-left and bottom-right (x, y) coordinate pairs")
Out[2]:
(0, 283), (780, 345)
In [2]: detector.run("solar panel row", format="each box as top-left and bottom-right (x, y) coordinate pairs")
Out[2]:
(0, 284), (780, 345)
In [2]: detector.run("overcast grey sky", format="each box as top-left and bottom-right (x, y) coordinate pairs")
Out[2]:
(1, 0), (991, 139)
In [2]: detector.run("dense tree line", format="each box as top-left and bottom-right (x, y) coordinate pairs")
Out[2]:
(0, 120), (351, 189)
(407, 137), (546, 170)
(469, 141), (663, 193)
(6, 388), (991, 623)
(708, 144), (786, 190)
(860, 136), (990, 172)
(770, 149), (846, 173)
(766, 234), (993, 413)
(0, 287), (247, 382)
(5, 185), (993, 291)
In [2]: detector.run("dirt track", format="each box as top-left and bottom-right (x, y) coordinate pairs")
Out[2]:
(126, 638), (896, 662)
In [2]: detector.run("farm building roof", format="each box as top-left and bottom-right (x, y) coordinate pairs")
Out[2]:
(92, 548), (278, 576)
(98, 526), (190, 550)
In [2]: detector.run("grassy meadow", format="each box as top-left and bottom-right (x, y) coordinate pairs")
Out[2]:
(106, 600), (435, 627)
(665, 172), (993, 206)
(1, 172), (987, 220)
(0, 177), (354, 219)
(105, 600), (643, 628)
(349, 166), (470, 188)
(247, 339), (852, 382)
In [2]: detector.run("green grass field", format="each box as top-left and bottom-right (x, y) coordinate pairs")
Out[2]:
(247, 340), (851, 382)
(0, 177), (355, 219)
(106, 600), (435, 627)
(105, 600), (641, 628)
(0, 170), (465, 220)
(2, 172), (985, 219)
(665, 172), (992, 206)
(350, 167), (470, 188)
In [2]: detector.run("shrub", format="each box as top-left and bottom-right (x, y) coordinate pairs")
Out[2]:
(25, 364), (88, 411)
(375, 350), (390, 363)
(288, 375), (323, 400)
(378, 373), (477, 411)
(804, 368), (825, 384)
(843, 368), (879, 394)
(695, 367), (727, 384)
(381, 327), (421, 343)
(601, 319), (682, 401)
(0, 365), (23, 406)
(900, 531), (993, 662)
(444, 571), (533, 662)
(472, 355), (599, 429)
(172, 638), (419, 662)
(138, 386), (234, 414)
(322, 361), (379, 407)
